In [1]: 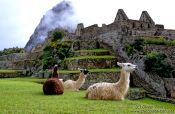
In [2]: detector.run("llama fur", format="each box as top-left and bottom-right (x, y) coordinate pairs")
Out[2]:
(43, 65), (64, 95)
(63, 69), (89, 91)
(86, 62), (136, 100)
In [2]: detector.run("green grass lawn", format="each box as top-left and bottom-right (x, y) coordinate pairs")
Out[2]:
(0, 78), (175, 114)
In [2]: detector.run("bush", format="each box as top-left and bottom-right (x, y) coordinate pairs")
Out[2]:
(125, 39), (144, 56)
(42, 29), (72, 70)
(144, 37), (167, 45)
(144, 51), (173, 78)
(167, 40), (175, 46)
(143, 36), (175, 46)
(0, 47), (24, 56)
(48, 28), (65, 41)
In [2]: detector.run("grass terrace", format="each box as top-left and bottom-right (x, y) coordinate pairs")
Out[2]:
(142, 36), (175, 46)
(59, 68), (120, 74)
(65, 55), (116, 60)
(0, 70), (23, 73)
(40, 68), (120, 74)
(0, 78), (175, 114)
(73, 49), (109, 53)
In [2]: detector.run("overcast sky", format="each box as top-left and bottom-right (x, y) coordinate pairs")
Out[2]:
(0, 0), (175, 50)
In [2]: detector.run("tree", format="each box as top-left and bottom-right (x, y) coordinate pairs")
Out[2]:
(42, 29), (72, 70)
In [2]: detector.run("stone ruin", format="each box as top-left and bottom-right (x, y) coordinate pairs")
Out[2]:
(67, 9), (175, 98)
(1, 9), (175, 99)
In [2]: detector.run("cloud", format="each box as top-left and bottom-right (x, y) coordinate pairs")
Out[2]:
(24, 0), (78, 52)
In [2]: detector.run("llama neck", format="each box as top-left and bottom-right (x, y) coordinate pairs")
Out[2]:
(75, 73), (85, 87)
(117, 69), (130, 93)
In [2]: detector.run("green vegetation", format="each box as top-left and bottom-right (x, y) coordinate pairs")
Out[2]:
(74, 49), (109, 53)
(125, 37), (175, 56)
(145, 51), (174, 78)
(40, 68), (120, 74)
(0, 70), (23, 73)
(59, 68), (120, 74)
(143, 36), (175, 46)
(65, 55), (115, 60)
(0, 78), (175, 114)
(125, 37), (175, 77)
(42, 29), (73, 69)
(125, 39), (144, 56)
(0, 47), (24, 56)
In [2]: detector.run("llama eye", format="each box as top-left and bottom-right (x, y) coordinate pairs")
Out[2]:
(127, 64), (131, 66)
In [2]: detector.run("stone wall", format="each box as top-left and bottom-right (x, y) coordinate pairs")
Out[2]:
(62, 58), (117, 70)
(0, 53), (26, 69)
(59, 72), (120, 89)
(161, 29), (175, 40)
(0, 53), (26, 61)
(0, 72), (23, 78)
(164, 78), (175, 98)
(72, 40), (101, 50)
(0, 61), (12, 69)
(81, 24), (98, 39)
(144, 45), (175, 68)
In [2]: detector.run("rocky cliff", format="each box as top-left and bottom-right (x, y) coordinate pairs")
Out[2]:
(24, 1), (78, 52)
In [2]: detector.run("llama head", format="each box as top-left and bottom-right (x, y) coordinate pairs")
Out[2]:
(117, 62), (137, 72)
(78, 68), (89, 75)
(53, 64), (58, 73)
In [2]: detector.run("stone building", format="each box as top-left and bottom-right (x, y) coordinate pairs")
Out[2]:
(75, 9), (175, 40)
(69, 9), (175, 98)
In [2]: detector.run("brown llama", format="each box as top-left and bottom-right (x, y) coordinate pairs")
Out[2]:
(43, 65), (64, 95)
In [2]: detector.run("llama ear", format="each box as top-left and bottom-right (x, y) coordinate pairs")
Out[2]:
(78, 68), (83, 72)
(117, 62), (123, 67)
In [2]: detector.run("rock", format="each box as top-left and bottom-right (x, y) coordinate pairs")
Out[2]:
(164, 78), (175, 98)
(24, 1), (77, 52)
(126, 88), (146, 100)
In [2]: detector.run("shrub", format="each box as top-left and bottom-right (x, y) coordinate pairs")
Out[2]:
(48, 28), (65, 41)
(167, 40), (175, 46)
(144, 37), (167, 45)
(144, 51), (173, 78)
(125, 39), (144, 56)
(42, 29), (72, 70)
(0, 47), (24, 56)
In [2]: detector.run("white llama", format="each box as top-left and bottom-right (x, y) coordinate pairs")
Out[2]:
(86, 62), (137, 100)
(63, 68), (89, 91)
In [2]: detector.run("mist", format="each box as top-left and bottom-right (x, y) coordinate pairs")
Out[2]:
(24, 0), (78, 52)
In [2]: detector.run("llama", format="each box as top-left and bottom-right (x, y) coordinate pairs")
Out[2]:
(63, 68), (89, 91)
(43, 65), (64, 95)
(86, 62), (137, 100)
